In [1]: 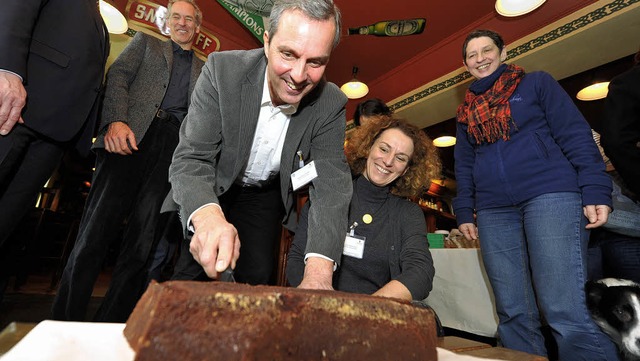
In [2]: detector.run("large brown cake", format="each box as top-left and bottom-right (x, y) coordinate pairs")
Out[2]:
(124, 281), (438, 360)
(124, 281), (437, 361)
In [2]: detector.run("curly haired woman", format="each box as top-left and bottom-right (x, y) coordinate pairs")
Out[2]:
(287, 115), (440, 301)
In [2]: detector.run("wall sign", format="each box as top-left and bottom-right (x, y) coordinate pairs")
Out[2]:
(216, 0), (267, 43)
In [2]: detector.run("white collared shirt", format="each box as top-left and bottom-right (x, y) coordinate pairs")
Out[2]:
(0, 69), (23, 81)
(237, 73), (297, 186)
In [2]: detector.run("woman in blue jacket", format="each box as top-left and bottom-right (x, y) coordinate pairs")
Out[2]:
(453, 29), (618, 360)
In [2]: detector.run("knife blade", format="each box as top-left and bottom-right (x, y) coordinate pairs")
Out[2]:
(218, 266), (235, 283)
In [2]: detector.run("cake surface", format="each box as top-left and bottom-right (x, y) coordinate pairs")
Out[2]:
(124, 281), (438, 360)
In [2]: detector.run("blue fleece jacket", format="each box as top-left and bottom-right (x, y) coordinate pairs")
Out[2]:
(453, 65), (612, 225)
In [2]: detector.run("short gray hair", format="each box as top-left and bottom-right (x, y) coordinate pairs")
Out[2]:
(268, 0), (342, 49)
(168, 0), (203, 26)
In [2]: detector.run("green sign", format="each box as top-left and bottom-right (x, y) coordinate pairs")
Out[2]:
(216, 0), (268, 43)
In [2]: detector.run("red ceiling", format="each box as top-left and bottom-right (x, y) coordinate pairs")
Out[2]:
(110, 0), (597, 118)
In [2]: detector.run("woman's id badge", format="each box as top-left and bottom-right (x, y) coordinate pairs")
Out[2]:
(343, 234), (365, 259)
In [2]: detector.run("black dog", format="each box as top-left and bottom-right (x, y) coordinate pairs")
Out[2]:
(586, 278), (640, 361)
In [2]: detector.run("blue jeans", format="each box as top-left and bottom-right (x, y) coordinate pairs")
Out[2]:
(477, 192), (620, 360)
(602, 179), (640, 237)
(589, 228), (640, 283)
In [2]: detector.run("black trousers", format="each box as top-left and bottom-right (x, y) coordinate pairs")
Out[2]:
(172, 182), (284, 285)
(146, 210), (182, 283)
(0, 125), (66, 300)
(52, 118), (179, 322)
(0, 125), (65, 249)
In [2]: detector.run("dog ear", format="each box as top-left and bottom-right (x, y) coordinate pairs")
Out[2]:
(585, 280), (607, 312)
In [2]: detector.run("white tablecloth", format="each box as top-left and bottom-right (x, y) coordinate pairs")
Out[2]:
(1, 321), (134, 361)
(425, 248), (499, 337)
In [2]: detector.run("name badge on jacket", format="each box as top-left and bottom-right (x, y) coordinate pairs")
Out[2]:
(291, 161), (318, 191)
(343, 234), (365, 259)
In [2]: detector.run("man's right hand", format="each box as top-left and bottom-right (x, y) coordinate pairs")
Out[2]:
(189, 205), (241, 279)
(0, 72), (26, 135)
(104, 121), (138, 155)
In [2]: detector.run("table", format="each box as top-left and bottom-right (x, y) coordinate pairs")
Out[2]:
(0, 322), (36, 356)
(437, 336), (492, 353)
(0, 321), (134, 360)
(438, 337), (548, 361)
(425, 248), (499, 337)
(0, 322), (546, 361)
(462, 347), (548, 361)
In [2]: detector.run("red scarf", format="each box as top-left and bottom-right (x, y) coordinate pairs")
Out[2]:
(457, 64), (525, 144)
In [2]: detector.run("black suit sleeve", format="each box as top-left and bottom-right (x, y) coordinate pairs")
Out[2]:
(0, 1), (45, 76)
(601, 67), (640, 197)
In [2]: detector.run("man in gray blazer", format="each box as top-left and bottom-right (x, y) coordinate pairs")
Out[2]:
(169, 0), (352, 289)
(52, 0), (205, 322)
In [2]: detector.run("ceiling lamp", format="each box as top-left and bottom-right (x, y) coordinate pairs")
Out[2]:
(576, 82), (610, 101)
(340, 66), (369, 99)
(99, 0), (128, 34)
(433, 136), (456, 147)
(495, 0), (546, 17)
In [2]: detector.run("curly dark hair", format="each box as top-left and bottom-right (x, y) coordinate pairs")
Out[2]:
(345, 115), (442, 198)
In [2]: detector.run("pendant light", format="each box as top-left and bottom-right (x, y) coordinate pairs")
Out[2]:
(495, 0), (546, 17)
(340, 66), (369, 99)
(576, 82), (610, 101)
(433, 136), (456, 147)
(99, 0), (128, 34)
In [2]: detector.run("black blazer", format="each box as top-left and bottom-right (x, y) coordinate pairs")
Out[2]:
(0, 0), (109, 145)
(602, 65), (640, 197)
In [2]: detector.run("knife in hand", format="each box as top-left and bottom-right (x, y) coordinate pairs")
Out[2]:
(218, 266), (236, 283)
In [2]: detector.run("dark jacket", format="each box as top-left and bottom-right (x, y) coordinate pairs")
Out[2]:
(602, 65), (640, 199)
(287, 177), (435, 300)
(0, 0), (109, 150)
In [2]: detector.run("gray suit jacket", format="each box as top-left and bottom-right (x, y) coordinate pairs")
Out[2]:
(169, 48), (353, 263)
(93, 32), (204, 149)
